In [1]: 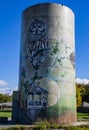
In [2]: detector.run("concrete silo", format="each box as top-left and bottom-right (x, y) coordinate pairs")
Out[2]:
(12, 3), (77, 124)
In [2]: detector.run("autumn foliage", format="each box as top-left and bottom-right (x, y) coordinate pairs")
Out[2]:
(76, 83), (89, 107)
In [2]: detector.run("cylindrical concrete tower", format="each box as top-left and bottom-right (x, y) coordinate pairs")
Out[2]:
(19, 3), (77, 124)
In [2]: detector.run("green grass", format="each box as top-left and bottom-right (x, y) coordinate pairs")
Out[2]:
(77, 112), (89, 121)
(1, 125), (89, 130)
(0, 111), (89, 120)
(2, 108), (12, 111)
(0, 111), (12, 118)
(0, 113), (89, 130)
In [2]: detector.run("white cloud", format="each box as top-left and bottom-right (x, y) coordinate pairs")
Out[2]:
(0, 80), (8, 86)
(0, 86), (18, 95)
(13, 86), (18, 91)
(76, 78), (89, 85)
(0, 88), (10, 95)
(9, 86), (18, 95)
(0, 79), (18, 95)
(0, 78), (89, 95)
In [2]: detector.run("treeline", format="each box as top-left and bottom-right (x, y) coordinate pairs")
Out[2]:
(0, 94), (12, 103)
(76, 83), (89, 107)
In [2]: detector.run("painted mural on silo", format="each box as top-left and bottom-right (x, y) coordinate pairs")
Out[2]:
(19, 3), (77, 124)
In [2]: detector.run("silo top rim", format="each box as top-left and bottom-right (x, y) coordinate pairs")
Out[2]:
(23, 3), (74, 15)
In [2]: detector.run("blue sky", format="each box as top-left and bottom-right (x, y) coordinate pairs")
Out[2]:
(0, 0), (89, 94)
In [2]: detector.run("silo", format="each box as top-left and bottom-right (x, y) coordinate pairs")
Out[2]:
(18, 3), (77, 124)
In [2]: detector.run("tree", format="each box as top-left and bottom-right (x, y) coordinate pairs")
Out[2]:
(0, 94), (12, 103)
(82, 83), (89, 103)
(76, 83), (85, 107)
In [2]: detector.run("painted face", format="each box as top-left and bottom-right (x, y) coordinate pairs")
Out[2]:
(29, 19), (45, 35)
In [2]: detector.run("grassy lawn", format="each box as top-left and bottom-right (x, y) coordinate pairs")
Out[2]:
(0, 112), (89, 130)
(0, 107), (12, 111)
(1, 126), (89, 130)
(77, 112), (89, 121)
(0, 111), (89, 120)
(0, 111), (12, 118)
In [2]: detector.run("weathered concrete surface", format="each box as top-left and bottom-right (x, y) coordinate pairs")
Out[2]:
(12, 91), (19, 123)
(12, 3), (77, 124)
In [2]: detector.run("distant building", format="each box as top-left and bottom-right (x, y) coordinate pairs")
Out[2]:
(83, 102), (89, 107)
(0, 102), (12, 110)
